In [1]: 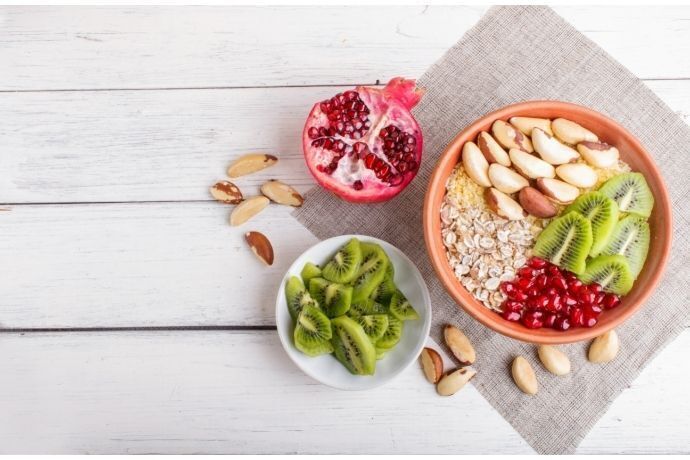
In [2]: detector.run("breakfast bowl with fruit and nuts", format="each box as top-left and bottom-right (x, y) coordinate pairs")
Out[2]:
(423, 101), (672, 344)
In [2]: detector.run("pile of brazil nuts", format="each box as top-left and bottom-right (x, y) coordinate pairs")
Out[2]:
(461, 117), (624, 220)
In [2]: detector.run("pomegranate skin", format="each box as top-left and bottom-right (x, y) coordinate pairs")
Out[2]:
(302, 78), (424, 203)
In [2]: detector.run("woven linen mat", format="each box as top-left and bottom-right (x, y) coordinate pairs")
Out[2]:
(293, 5), (690, 454)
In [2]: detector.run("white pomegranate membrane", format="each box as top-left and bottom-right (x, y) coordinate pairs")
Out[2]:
(303, 78), (424, 203)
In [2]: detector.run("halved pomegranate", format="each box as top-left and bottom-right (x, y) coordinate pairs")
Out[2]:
(302, 78), (424, 203)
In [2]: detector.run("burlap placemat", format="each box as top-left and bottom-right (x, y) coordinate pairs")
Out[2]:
(293, 5), (690, 454)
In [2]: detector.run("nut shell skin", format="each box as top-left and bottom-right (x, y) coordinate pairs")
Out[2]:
(518, 187), (558, 218)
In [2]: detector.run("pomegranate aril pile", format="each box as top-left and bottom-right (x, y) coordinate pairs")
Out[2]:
(499, 257), (622, 331)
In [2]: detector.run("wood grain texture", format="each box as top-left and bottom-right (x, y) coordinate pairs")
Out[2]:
(2, 80), (690, 204)
(3, 6), (690, 91)
(0, 202), (318, 328)
(0, 330), (688, 454)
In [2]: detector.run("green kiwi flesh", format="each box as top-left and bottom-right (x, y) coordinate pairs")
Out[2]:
(285, 276), (319, 321)
(533, 211), (593, 274)
(601, 215), (650, 278)
(347, 298), (388, 318)
(321, 238), (362, 284)
(330, 316), (376, 375)
(357, 314), (389, 342)
(294, 305), (333, 357)
(369, 272), (397, 305)
(308, 277), (353, 318)
(388, 290), (419, 321)
(300, 262), (322, 285)
(598, 172), (654, 218)
(580, 254), (634, 295)
(376, 315), (403, 350)
(565, 191), (619, 257)
(375, 348), (387, 360)
(351, 243), (388, 303)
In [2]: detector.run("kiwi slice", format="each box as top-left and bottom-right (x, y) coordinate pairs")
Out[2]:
(357, 314), (389, 342)
(369, 272), (397, 305)
(348, 298), (388, 318)
(375, 348), (387, 360)
(330, 316), (376, 375)
(351, 243), (388, 303)
(533, 211), (593, 274)
(601, 215), (650, 278)
(321, 238), (362, 284)
(565, 191), (619, 257)
(285, 276), (319, 321)
(308, 277), (353, 318)
(300, 262), (322, 285)
(294, 305), (334, 357)
(388, 290), (419, 321)
(376, 315), (403, 350)
(580, 254), (634, 295)
(598, 172), (654, 218)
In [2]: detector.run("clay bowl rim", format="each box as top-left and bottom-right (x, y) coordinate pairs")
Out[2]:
(422, 100), (673, 344)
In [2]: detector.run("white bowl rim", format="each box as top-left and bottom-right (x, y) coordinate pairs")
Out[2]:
(274, 234), (432, 391)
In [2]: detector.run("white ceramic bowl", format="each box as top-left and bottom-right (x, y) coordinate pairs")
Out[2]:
(275, 234), (432, 390)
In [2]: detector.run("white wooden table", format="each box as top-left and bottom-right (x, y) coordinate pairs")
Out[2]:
(1, 6), (689, 454)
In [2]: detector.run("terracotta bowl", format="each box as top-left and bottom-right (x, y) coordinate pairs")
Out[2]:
(423, 101), (672, 344)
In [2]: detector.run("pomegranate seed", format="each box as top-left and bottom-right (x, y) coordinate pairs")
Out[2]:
(526, 287), (540, 298)
(388, 174), (403, 186)
(503, 310), (521, 322)
(563, 294), (577, 306)
(353, 142), (367, 154)
(308, 127), (319, 139)
(550, 275), (568, 291)
(364, 153), (376, 169)
(529, 257), (548, 269)
(602, 293), (621, 310)
(521, 310), (544, 329)
(547, 265), (561, 276)
(544, 287), (558, 297)
(564, 271), (578, 281)
(376, 165), (390, 179)
(594, 293), (605, 305)
(570, 307), (584, 327)
(334, 140), (345, 152)
(503, 300), (523, 312)
(398, 162), (409, 172)
(500, 282), (516, 295)
(516, 277), (532, 290)
(384, 139), (395, 150)
(373, 158), (385, 170)
(553, 316), (571, 331)
(518, 266), (534, 278)
(363, 119), (372, 128)
(585, 304), (603, 315)
(543, 312), (558, 328)
(408, 160), (418, 171)
(343, 90), (358, 101)
(568, 280), (583, 294)
(352, 180), (363, 191)
(527, 294), (549, 310)
(590, 283), (603, 294)
(512, 291), (528, 301)
(535, 274), (548, 290)
(312, 139), (324, 148)
(579, 288), (596, 307)
(546, 295), (562, 312)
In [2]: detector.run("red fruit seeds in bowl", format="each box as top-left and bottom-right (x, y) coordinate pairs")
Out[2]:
(302, 78), (424, 203)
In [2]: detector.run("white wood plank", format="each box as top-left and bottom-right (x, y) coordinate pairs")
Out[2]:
(3, 6), (690, 91)
(0, 202), (317, 328)
(0, 330), (688, 454)
(0, 85), (328, 204)
(2, 80), (690, 204)
(0, 6), (485, 91)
